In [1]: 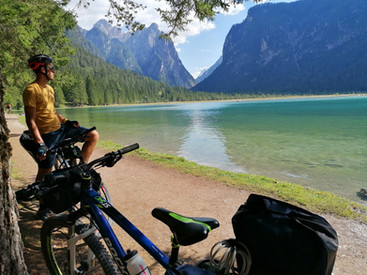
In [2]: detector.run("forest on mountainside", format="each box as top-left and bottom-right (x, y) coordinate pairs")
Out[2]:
(193, 0), (367, 94)
(51, 47), (241, 107)
(1, 0), (252, 110)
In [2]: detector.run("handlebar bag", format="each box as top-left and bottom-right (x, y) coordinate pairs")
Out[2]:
(41, 167), (102, 213)
(232, 194), (338, 275)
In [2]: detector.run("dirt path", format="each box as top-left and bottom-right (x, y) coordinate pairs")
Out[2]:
(6, 114), (367, 274)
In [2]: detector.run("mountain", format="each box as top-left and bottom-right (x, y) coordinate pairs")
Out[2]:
(77, 20), (195, 89)
(195, 56), (222, 83)
(123, 23), (195, 89)
(63, 27), (240, 106)
(59, 27), (214, 106)
(193, 0), (367, 94)
(85, 26), (141, 73)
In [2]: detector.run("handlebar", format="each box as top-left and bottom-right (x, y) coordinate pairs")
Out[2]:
(16, 180), (49, 201)
(16, 143), (140, 201)
(88, 143), (140, 169)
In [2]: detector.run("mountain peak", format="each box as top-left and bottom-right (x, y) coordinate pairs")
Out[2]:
(93, 19), (131, 42)
(80, 20), (195, 88)
(93, 19), (112, 34)
(147, 23), (159, 32)
(193, 0), (367, 94)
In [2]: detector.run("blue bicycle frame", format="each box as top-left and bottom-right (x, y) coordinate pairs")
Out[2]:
(82, 187), (172, 273)
(20, 141), (221, 274)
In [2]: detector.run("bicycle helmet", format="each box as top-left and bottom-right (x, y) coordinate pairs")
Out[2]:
(28, 54), (53, 71)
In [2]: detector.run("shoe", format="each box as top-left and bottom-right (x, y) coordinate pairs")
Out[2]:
(36, 208), (54, 221)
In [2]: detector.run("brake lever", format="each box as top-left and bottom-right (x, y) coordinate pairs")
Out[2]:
(105, 153), (122, 167)
(90, 152), (121, 169)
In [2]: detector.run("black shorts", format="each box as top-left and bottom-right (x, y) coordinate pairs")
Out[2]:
(38, 124), (89, 169)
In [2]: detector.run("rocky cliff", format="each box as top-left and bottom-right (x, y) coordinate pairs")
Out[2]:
(82, 20), (195, 88)
(193, 0), (367, 94)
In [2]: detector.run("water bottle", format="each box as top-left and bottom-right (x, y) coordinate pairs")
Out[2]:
(124, 249), (151, 275)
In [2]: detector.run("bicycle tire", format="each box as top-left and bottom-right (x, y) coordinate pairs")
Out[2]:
(100, 181), (112, 204)
(98, 180), (114, 226)
(41, 215), (118, 275)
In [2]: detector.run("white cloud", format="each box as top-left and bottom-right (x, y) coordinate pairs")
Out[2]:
(173, 19), (216, 46)
(67, 0), (241, 45)
(134, 0), (167, 27)
(134, 2), (217, 46)
(67, 0), (110, 29)
(221, 3), (246, 16)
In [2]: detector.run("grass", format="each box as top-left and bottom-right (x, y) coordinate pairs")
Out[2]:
(17, 114), (26, 126)
(98, 142), (367, 223)
(10, 160), (22, 180)
(13, 114), (367, 223)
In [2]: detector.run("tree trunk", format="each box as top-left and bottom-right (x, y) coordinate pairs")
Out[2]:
(0, 66), (28, 274)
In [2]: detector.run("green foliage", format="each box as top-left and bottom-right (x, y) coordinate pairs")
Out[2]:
(71, 0), (261, 38)
(0, 0), (76, 108)
(157, 0), (243, 37)
(0, 0), (269, 109)
(51, 42), (256, 107)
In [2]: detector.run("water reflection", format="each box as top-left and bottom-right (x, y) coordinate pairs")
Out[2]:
(61, 105), (187, 155)
(58, 98), (367, 204)
(179, 107), (246, 173)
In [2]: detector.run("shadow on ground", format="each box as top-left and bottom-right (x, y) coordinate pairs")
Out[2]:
(16, 199), (207, 275)
(17, 200), (49, 275)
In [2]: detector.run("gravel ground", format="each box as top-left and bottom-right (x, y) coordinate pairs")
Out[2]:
(7, 114), (367, 274)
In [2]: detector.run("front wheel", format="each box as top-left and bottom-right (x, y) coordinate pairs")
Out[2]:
(99, 181), (114, 226)
(41, 215), (118, 275)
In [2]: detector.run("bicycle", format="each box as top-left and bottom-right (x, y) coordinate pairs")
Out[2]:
(18, 127), (112, 204)
(16, 141), (251, 274)
(19, 126), (96, 170)
(47, 127), (113, 208)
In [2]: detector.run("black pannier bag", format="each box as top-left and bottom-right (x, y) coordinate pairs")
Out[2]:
(232, 194), (338, 275)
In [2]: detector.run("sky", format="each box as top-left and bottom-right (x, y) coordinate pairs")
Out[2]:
(66, 0), (296, 78)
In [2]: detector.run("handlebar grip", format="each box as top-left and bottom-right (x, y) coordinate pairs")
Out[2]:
(119, 143), (139, 155)
(88, 143), (140, 168)
(16, 188), (31, 201)
(15, 181), (45, 201)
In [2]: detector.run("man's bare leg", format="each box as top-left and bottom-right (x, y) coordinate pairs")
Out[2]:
(81, 130), (99, 163)
(36, 167), (53, 181)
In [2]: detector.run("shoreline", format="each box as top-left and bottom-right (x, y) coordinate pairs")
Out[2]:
(10, 93), (367, 111)
(7, 113), (367, 221)
(54, 94), (367, 208)
(6, 113), (367, 275)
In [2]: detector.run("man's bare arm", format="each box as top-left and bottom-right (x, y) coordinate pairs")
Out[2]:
(24, 106), (43, 144)
(56, 112), (67, 123)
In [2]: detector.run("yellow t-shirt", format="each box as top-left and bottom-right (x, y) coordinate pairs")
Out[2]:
(23, 82), (61, 135)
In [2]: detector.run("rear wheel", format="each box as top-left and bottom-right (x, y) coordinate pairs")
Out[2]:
(41, 215), (118, 275)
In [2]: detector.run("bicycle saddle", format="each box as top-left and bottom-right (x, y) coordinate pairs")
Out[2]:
(152, 207), (219, 246)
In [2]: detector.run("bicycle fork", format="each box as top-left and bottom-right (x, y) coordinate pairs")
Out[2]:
(67, 224), (97, 274)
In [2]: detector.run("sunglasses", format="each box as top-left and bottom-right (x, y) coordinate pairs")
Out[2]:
(46, 66), (55, 71)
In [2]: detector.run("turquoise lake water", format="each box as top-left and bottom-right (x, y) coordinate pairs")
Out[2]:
(59, 96), (367, 205)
